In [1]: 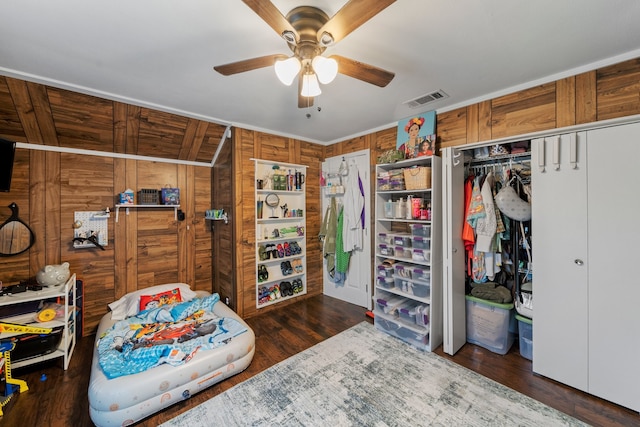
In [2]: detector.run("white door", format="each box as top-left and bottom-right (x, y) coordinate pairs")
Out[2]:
(442, 147), (467, 355)
(321, 149), (371, 308)
(586, 123), (640, 411)
(532, 133), (589, 392)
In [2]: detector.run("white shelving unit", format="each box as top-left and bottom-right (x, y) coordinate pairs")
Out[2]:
(0, 273), (77, 370)
(253, 159), (307, 308)
(373, 156), (442, 351)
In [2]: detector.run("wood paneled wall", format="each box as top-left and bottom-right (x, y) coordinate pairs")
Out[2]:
(0, 76), (227, 335)
(2, 57), (640, 330)
(233, 129), (324, 318)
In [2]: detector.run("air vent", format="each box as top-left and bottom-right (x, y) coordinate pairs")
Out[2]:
(403, 90), (449, 108)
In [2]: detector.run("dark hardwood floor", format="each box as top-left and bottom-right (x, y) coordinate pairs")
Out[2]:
(3, 294), (638, 426)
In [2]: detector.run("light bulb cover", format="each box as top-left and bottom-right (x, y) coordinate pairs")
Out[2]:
(301, 73), (322, 97)
(274, 57), (301, 86)
(312, 55), (338, 84)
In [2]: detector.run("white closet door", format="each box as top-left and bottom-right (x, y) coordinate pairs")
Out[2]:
(321, 150), (372, 309)
(531, 133), (588, 392)
(586, 123), (640, 411)
(441, 147), (467, 355)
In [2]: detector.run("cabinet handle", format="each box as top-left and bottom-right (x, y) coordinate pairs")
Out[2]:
(574, 259), (584, 266)
(538, 138), (546, 172)
(570, 133), (578, 169)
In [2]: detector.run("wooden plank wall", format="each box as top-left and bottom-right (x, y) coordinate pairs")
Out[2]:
(0, 76), (227, 335)
(2, 57), (640, 327)
(233, 129), (324, 319)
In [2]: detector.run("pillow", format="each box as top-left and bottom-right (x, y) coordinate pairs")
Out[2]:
(108, 283), (197, 320)
(138, 287), (182, 312)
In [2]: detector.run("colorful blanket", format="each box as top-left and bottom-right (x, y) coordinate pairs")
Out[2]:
(98, 294), (247, 379)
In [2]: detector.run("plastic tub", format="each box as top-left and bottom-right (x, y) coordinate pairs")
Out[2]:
(412, 236), (430, 250)
(376, 276), (394, 289)
(393, 263), (413, 279)
(377, 232), (393, 244)
(393, 277), (430, 298)
(378, 244), (394, 257)
(376, 264), (394, 278)
(393, 233), (412, 248)
(408, 266), (430, 284)
(411, 248), (430, 263)
(394, 246), (411, 259)
(410, 223), (431, 237)
(516, 314), (533, 360)
(465, 295), (516, 355)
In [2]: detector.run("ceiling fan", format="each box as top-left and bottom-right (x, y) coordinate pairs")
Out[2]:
(214, 0), (396, 108)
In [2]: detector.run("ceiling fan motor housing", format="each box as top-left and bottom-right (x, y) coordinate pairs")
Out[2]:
(285, 6), (332, 62)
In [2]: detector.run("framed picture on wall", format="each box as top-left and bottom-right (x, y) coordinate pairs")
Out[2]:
(396, 111), (436, 159)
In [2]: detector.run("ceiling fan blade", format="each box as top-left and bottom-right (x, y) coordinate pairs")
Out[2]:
(214, 54), (288, 76)
(317, 0), (396, 45)
(298, 76), (314, 109)
(331, 55), (395, 87)
(242, 0), (299, 44)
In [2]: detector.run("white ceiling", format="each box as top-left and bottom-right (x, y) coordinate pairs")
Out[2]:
(2, 0), (640, 145)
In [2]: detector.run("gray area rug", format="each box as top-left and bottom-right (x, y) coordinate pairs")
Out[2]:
(162, 321), (587, 426)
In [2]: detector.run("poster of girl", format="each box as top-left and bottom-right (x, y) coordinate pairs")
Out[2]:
(396, 111), (436, 159)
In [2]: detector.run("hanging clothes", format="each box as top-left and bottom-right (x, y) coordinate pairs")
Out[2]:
(342, 159), (365, 252)
(319, 197), (338, 279)
(474, 171), (497, 252)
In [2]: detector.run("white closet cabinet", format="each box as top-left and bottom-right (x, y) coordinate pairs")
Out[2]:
(532, 123), (640, 412)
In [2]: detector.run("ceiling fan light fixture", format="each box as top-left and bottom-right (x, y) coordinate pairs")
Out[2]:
(312, 55), (338, 84)
(301, 72), (322, 97)
(274, 57), (301, 85)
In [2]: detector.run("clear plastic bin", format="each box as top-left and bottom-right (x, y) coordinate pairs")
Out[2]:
(466, 295), (516, 355)
(393, 262), (413, 279)
(411, 248), (430, 263)
(412, 236), (430, 250)
(375, 315), (429, 350)
(394, 246), (411, 259)
(392, 277), (430, 298)
(378, 244), (394, 257)
(375, 294), (404, 314)
(410, 223), (431, 237)
(377, 232), (393, 244)
(376, 275), (394, 289)
(377, 264), (394, 278)
(408, 266), (430, 284)
(516, 314), (533, 360)
(393, 233), (412, 247)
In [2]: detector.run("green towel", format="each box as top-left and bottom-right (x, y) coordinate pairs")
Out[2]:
(336, 206), (351, 274)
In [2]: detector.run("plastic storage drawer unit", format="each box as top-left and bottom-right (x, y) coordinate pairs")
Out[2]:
(465, 295), (516, 355)
(516, 314), (533, 360)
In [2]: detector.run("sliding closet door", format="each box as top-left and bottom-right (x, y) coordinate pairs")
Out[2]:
(531, 133), (588, 392)
(586, 123), (640, 411)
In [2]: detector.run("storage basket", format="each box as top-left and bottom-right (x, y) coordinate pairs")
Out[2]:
(138, 189), (160, 205)
(403, 166), (431, 190)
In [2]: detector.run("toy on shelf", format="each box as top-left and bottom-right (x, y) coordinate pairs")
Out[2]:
(0, 322), (52, 416)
